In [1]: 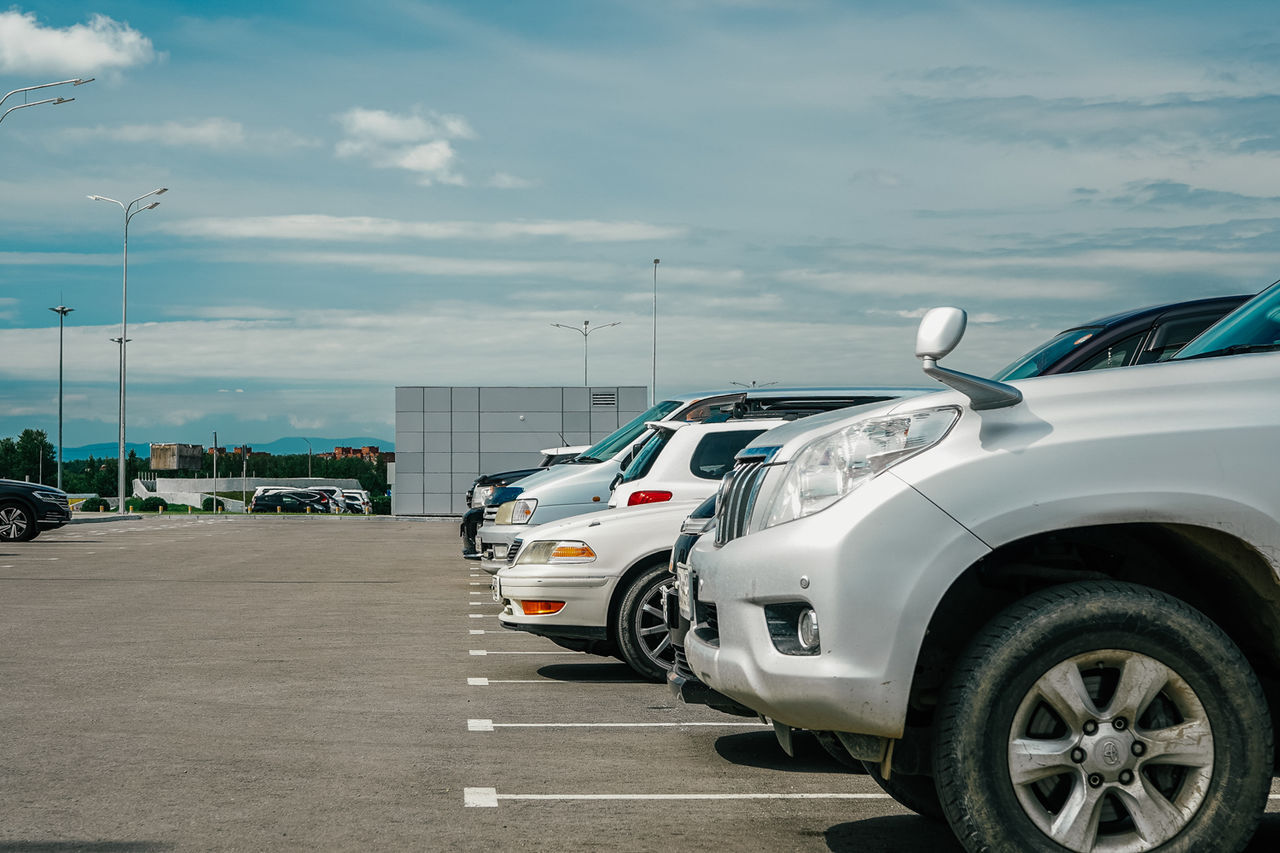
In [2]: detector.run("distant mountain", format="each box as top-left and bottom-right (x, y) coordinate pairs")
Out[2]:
(63, 436), (394, 460)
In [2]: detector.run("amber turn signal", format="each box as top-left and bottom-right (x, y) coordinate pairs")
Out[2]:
(521, 600), (566, 616)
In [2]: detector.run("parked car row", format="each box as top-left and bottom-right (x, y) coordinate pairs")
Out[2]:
(249, 485), (372, 514)
(472, 291), (1280, 852)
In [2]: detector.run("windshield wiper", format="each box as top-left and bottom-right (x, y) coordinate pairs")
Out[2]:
(1179, 342), (1280, 360)
(572, 455), (604, 464)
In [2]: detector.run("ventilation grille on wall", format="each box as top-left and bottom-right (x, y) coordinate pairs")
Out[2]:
(591, 392), (617, 407)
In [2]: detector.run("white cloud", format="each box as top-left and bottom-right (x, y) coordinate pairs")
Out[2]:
(288, 414), (327, 430)
(160, 214), (687, 243)
(0, 10), (156, 75)
(334, 106), (481, 186)
(488, 172), (535, 189)
(63, 118), (245, 148)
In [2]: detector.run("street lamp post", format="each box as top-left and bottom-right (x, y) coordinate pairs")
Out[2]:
(0, 77), (92, 126)
(551, 320), (621, 386)
(651, 259), (660, 405)
(303, 438), (313, 479)
(90, 188), (167, 513)
(49, 305), (74, 490)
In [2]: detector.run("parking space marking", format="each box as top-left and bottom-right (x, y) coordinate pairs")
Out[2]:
(469, 650), (581, 656)
(470, 629), (486, 635)
(462, 788), (892, 808)
(467, 719), (767, 731)
(468, 614), (491, 618)
(467, 678), (563, 685)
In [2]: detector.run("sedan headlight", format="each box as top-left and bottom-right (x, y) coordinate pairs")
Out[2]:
(763, 406), (960, 529)
(517, 540), (597, 565)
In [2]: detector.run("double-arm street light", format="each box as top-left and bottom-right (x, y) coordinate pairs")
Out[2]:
(49, 305), (74, 490)
(90, 188), (167, 513)
(651, 259), (659, 405)
(0, 78), (93, 126)
(551, 320), (621, 386)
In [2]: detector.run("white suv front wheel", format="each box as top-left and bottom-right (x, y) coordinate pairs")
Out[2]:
(933, 580), (1271, 853)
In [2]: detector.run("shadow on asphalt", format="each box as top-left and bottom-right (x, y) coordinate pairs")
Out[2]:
(713, 730), (863, 775)
(822, 808), (1280, 852)
(535, 661), (649, 683)
(825, 815), (961, 852)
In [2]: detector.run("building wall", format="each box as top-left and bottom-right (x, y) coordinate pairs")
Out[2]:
(393, 385), (647, 515)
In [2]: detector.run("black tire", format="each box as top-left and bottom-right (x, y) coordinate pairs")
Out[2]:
(933, 580), (1272, 853)
(861, 761), (945, 822)
(0, 502), (38, 542)
(615, 562), (676, 681)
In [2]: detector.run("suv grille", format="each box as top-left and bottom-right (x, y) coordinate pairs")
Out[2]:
(483, 506), (498, 524)
(507, 538), (522, 566)
(714, 460), (768, 546)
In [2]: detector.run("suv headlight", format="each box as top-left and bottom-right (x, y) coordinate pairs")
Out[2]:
(517, 540), (597, 565)
(508, 498), (537, 524)
(33, 490), (65, 503)
(763, 406), (960, 529)
(473, 485), (495, 507)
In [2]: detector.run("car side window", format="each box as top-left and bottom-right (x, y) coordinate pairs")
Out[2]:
(1075, 332), (1146, 372)
(689, 430), (766, 479)
(1137, 313), (1228, 364)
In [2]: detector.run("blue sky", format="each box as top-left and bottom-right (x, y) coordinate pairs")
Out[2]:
(2, 0), (1279, 449)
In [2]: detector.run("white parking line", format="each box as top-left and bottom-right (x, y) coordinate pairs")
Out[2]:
(469, 650), (582, 656)
(468, 678), (563, 685)
(467, 719), (767, 731)
(470, 629), (486, 635)
(463, 788), (892, 807)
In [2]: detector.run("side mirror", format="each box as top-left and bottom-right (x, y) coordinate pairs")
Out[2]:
(916, 305), (1023, 411)
(609, 473), (623, 492)
(915, 307), (967, 361)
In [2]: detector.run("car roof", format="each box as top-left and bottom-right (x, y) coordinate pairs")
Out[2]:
(1062, 294), (1251, 331)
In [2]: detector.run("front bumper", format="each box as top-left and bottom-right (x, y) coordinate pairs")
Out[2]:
(36, 496), (72, 529)
(683, 472), (989, 737)
(495, 563), (620, 639)
(477, 523), (525, 574)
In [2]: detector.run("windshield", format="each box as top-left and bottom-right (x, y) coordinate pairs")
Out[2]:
(1174, 282), (1280, 360)
(992, 327), (1104, 380)
(574, 400), (682, 462)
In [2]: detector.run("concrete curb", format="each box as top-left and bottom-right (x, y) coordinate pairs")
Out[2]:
(70, 513), (142, 524)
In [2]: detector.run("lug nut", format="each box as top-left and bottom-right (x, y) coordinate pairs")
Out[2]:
(1088, 773), (1104, 788)
(1070, 747), (1087, 764)
(1112, 717), (1128, 731)
(1083, 720), (1099, 735)
(1131, 742), (1146, 757)
(1119, 770), (1134, 785)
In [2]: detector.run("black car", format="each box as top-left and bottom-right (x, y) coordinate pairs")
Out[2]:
(249, 489), (331, 514)
(0, 479), (72, 542)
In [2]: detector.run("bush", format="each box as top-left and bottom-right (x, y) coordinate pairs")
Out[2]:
(79, 497), (109, 512)
(202, 496), (225, 511)
(140, 497), (168, 512)
(166, 503), (194, 513)
(371, 495), (391, 515)
(124, 498), (144, 512)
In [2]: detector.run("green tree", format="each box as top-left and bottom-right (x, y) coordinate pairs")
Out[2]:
(0, 430), (55, 484)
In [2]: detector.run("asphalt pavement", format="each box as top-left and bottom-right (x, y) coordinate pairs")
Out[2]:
(2, 515), (1277, 852)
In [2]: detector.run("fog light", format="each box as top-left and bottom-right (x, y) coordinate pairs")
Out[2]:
(520, 600), (566, 616)
(797, 608), (820, 650)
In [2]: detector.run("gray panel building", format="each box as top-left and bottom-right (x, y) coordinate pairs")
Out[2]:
(393, 386), (647, 515)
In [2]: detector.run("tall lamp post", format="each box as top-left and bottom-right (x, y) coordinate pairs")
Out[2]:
(0, 77), (92, 127)
(303, 438), (313, 479)
(49, 305), (74, 490)
(651, 259), (660, 405)
(551, 320), (620, 386)
(90, 188), (167, 513)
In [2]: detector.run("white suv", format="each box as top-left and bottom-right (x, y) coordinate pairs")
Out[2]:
(683, 287), (1280, 853)
(493, 418), (781, 679)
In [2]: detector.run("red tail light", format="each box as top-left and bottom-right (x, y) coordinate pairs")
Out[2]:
(627, 490), (673, 506)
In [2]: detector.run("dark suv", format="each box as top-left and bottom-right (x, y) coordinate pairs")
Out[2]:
(0, 479), (72, 542)
(249, 490), (331, 514)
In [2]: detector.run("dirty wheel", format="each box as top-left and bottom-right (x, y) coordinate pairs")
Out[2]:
(934, 581), (1271, 853)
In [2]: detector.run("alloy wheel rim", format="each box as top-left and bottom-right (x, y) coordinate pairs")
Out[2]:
(633, 579), (676, 671)
(0, 506), (28, 539)
(1007, 649), (1214, 853)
